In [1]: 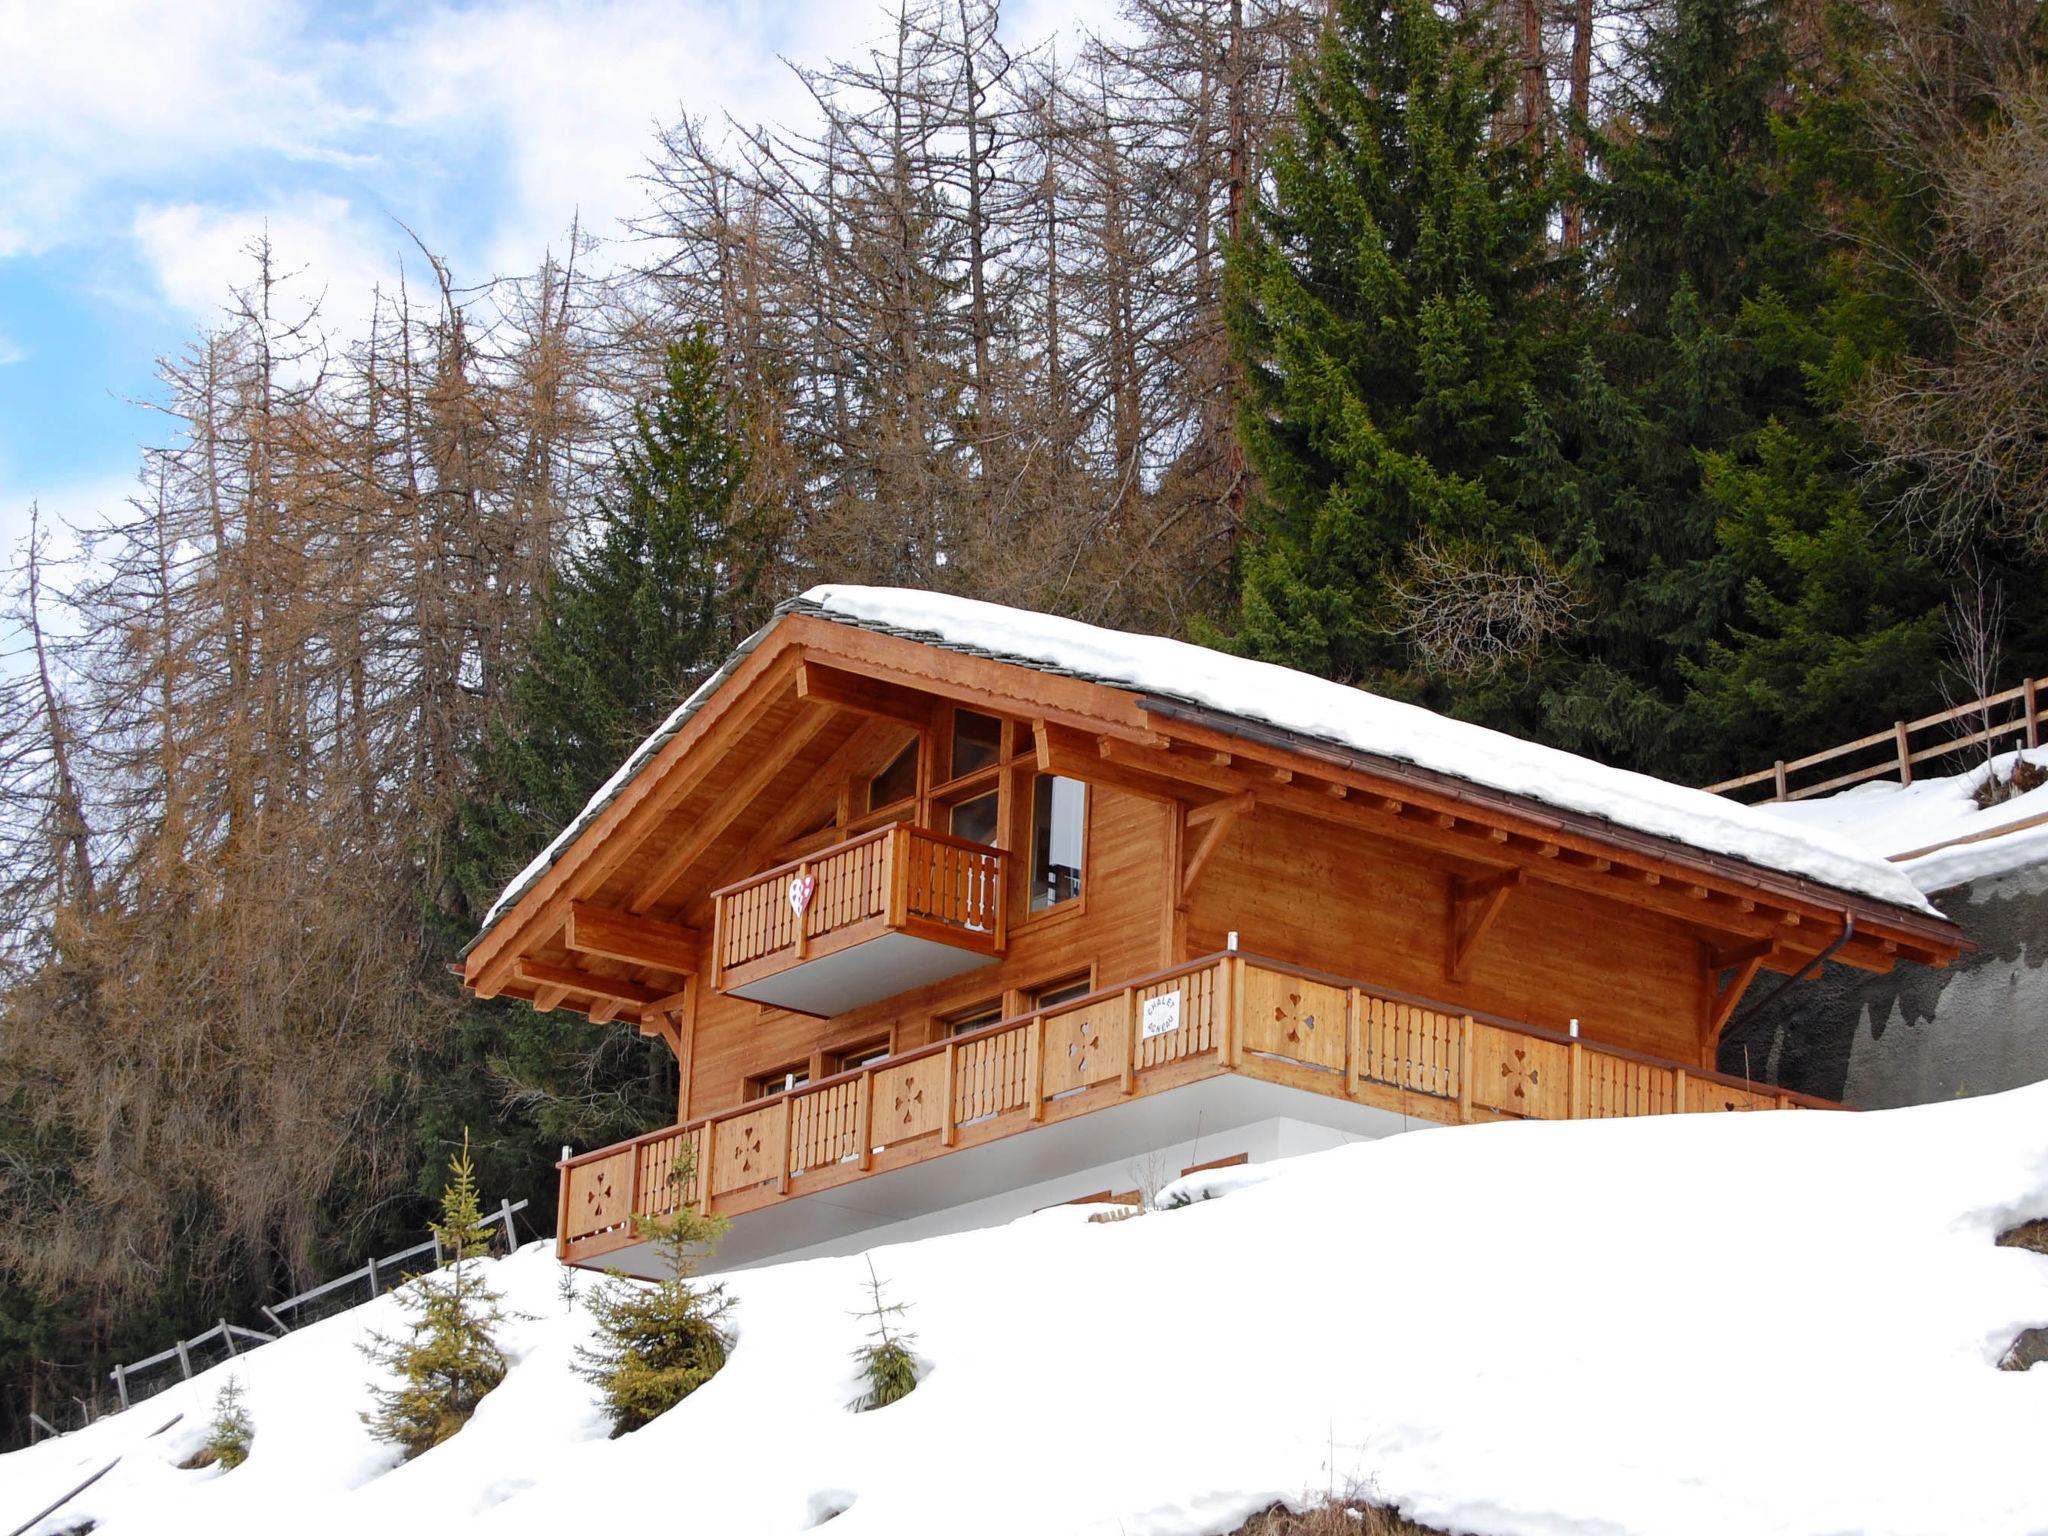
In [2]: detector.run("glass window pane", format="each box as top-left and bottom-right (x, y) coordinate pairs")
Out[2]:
(951, 710), (1002, 777)
(868, 740), (918, 810)
(1032, 975), (1091, 1010)
(947, 1001), (1003, 1036)
(1030, 774), (1086, 911)
(948, 789), (999, 845)
(836, 1040), (890, 1071)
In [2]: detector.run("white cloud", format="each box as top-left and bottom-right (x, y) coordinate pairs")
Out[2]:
(129, 193), (402, 342)
(0, 334), (24, 366)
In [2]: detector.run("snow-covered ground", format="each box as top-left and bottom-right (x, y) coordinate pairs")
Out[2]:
(9, 1087), (2048, 1536)
(1760, 746), (2048, 892)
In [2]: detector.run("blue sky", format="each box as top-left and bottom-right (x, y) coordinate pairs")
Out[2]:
(0, 0), (1108, 568)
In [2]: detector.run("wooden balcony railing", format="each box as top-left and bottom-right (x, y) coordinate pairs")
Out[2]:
(710, 823), (1006, 1001)
(557, 951), (1837, 1265)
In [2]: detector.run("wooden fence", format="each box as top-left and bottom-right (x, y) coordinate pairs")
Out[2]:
(558, 952), (1831, 1264)
(1705, 674), (2044, 804)
(44, 1198), (530, 1433)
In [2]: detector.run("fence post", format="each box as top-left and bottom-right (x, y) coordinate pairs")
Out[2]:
(1894, 720), (1912, 786)
(29, 1411), (59, 1442)
(1120, 987), (1138, 1096)
(260, 1305), (289, 1336)
(364, 1253), (379, 1298)
(2027, 676), (2040, 750)
(1772, 760), (1788, 801)
(173, 1336), (192, 1381)
(219, 1320), (236, 1358)
(110, 1364), (129, 1411)
(496, 1197), (518, 1254)
(1457, 1015), (1474, 1122)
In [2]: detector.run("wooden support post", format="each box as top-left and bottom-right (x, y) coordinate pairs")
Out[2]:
(220, 1320), (236, 1358)
(1894, 721), (1912, 786)
(697, 1122), (715, 1217)
(1773, 759), (1788, 801)
(1121, 988), (1138, 1095)
(173, 1336), (192, 1381)
(857, 1071), (874, 1170)
(1674, 1068), (1688, 1114)
(1457, 1015), (1474, 1122)
(1344, 986), (1362, 1099)
(555, 1151), (573, 1261)
(1567, 1041), (1582, 1118)
(364, 1253), (378, 1298)
(112, 1363), (129, 1411)
(2028, 676), (2041, 749)
(260, 1305), (288, 1336)
(777, 1099), (793, 1195)
(941, 1040), (958, 1147)
(1222, 957), (1243, 1069)
(1028, 1014), (1046, 1122)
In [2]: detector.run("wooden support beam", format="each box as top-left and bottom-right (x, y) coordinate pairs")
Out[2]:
(531, 984), (569, 1014)
(1448, 868), (1521, 982)
(796, 659), (932, 727)
(589, 999), (624, 1026)
(566, 902), (700, 975)
(1035, 722), (1220, 804)
(514, 960), (666, 1011)
(1699, 940), (1779, 1066)
(628, 704), (834, 912)
(1180, 793), (1254, 905)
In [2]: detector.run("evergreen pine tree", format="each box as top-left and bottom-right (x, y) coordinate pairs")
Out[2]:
(576, 1152), (732, 1436)
(1221, 0), (1562, 689)
(199, 1375), (253, 1470)
(361, 1133), (509, 1459)
(424, 329), (767, 1224)
(848, 1257), (918, 1412)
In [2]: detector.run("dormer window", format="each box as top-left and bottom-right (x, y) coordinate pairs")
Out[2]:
(867, 740), (919, 812)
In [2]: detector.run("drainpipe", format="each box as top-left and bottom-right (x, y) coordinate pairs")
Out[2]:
(1723, 911), (1856, 1037)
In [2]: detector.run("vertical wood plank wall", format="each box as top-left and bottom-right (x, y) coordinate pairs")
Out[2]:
(1181, 803), (1712, 1067)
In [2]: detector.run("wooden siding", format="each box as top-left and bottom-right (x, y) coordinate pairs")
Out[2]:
(1183, 802), (1711, 1065)
(559, 950), (1832, 1266)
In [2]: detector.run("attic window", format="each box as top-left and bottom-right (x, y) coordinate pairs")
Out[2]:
(868, 740), (919, 811)
(950, 709), (1002, 777)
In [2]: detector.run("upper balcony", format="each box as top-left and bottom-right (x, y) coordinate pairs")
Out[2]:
(710, 822), (1007, 1016)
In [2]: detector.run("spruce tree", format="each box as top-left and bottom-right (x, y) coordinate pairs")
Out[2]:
(1221, 0), (1562, 689)
(361, 1133), (509, 1459)
(848, 1257), (918, 1412)
(576, 1152), (731, 1436)
(427, 329), (765, 1219)
(199, 1375), (253, 1470)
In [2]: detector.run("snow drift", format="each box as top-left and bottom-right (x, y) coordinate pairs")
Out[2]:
(8, 1086), (2048, 1536)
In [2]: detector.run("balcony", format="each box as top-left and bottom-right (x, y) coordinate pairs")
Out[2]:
(557, 950), (1840, 1271)
(710, 823), (1006, 1016)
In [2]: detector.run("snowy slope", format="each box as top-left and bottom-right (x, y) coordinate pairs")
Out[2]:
(476, 588), (1940, 940)
(9, 1087), (2048, 1536)
(1759, 746), (2048, 893)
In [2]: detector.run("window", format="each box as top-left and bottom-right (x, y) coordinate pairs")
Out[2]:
(948, 788), (999, 846)
(1031, 973), (1092, 1011)
(749, 1065), (810, 1099)
(1029, 773), (1086, 911)
(950, 709), (1002, 778)
(943, 998), (1003, 1037)
(832, 1039), (891, 1072)
(867, 740), (919, 811)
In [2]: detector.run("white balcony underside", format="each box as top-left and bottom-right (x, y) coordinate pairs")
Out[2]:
(723, 929), (999, 1015)
(594, 1075), (1436, 1278)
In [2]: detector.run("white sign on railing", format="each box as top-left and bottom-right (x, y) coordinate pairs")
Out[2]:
(1140, 989), (1182, 1040)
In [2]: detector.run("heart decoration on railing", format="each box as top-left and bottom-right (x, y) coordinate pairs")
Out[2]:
(787, 871), (816, 917)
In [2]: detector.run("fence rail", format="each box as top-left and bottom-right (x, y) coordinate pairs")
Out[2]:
(1704, 674), (2044, 804)
(558, 951), (1831, 1264)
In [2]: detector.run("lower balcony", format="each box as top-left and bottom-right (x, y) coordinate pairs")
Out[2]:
(710, 823), (1005, 1016)
(557, 950), (1839, 1274)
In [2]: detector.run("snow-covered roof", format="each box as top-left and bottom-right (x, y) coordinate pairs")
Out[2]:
(471, 585), (1942, 951)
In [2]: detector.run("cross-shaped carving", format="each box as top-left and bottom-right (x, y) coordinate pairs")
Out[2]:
(583, 1173), (614, 1211)
(1498, 1047), (1541, 1102)
(730, 1121), (764, 1175)
(893, 1074), (925, 1126)
(1066, 1014), (1103, 1076)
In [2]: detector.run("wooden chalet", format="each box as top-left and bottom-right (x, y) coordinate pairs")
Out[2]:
(459, 589), (1964, 1273)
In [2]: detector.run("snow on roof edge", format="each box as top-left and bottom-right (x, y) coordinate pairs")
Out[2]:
(468, 586), (1942, 959)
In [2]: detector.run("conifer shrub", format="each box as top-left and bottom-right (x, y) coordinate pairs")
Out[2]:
(360, 1133), (510, 1459)
(576, 1153), (732, 1436)
(848, 1256), (918, 1412)
(186, 1375), (253, 1470)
